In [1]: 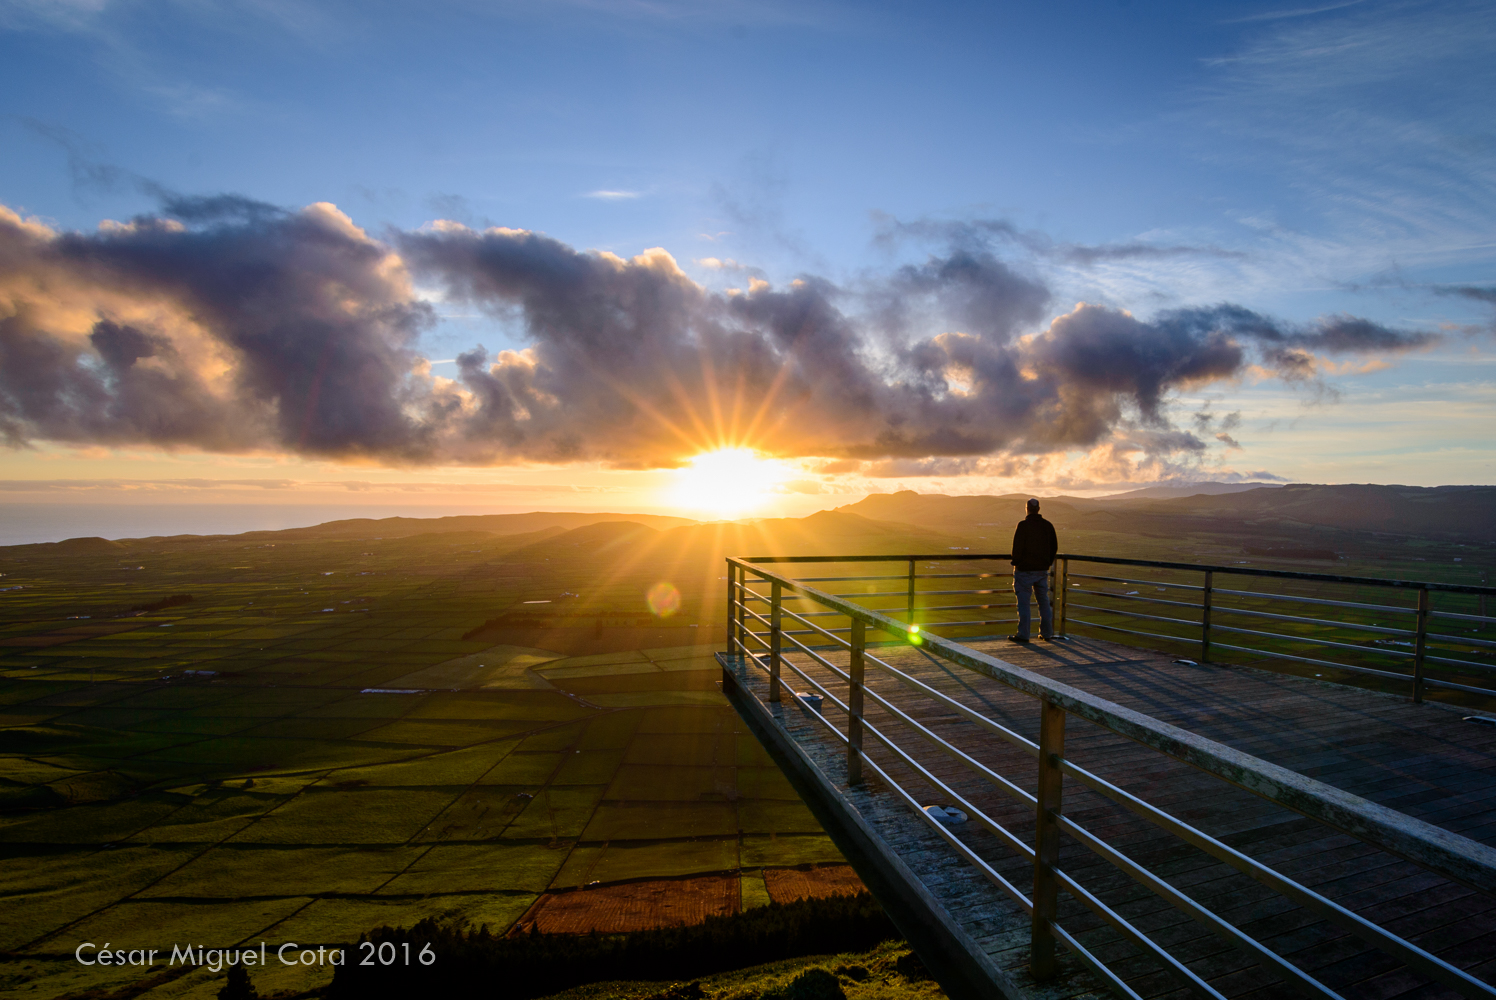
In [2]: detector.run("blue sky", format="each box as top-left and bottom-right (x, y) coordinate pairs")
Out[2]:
(0, 0), (1493, 515)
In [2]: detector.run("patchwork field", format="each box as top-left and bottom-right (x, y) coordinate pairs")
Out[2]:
(6, 492), (1480, 997)
(0, 524), (850, 999)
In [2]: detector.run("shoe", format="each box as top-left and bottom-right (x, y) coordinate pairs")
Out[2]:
(1040, 635), (1057, 642)
(1007, 634), (1030, 643)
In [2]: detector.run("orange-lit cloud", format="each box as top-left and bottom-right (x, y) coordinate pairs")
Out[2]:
(0, 198), (1440, 475)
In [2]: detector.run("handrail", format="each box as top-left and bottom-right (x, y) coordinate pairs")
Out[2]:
(725, 553), (1496, 998)
(724, 553), (1496, 999)
(740, 551), (1496, 596)
(731, 557), (1496, 894)
(735, 550), (1496, 704)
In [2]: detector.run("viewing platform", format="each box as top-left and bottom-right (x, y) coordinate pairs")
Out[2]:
(717, 554), (1496, 1000)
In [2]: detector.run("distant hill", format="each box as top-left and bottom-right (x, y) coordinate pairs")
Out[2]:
(508, 520), (662, 560)
(1, 511), (703, 550)
(836, 485), (1496, 544)
(509, 510), (965, 568)
(252, 510), (700, 540)
(1097, 482), (1283, 501)
(833, 492), (1086, 536)
(1114, 483), (1496, 541)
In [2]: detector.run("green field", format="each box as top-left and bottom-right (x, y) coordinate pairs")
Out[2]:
(2, 491), (1488, 997)
(0, 525), (844, 999)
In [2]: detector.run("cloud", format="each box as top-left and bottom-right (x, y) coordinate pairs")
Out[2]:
(0, 198), (432, 458)
(584, 190), (641, 200)
(873, 215), (1248, 268)
(0, 477), (629, 494)
(1444, 285), (1496, 306)
(1223, 1), (1369, 24)
(0, 199), (1443, 470)
(1191, 0), (1496, 276)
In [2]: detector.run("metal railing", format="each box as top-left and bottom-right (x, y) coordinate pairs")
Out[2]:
(723, 553), (1496, 999)
(728, 552), (1496, 704)
(1057, 554), (1496, 704)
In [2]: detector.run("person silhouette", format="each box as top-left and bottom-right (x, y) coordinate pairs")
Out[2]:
(1009, 497), (1057, 643)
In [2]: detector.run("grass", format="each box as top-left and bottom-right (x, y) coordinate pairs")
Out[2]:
(537, 941), (945, 1000)
(325, 893), (903, 1000)
(11, 505), (1456, 996)
(0, 524), (847, 998)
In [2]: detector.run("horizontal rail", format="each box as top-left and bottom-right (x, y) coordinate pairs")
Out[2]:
(734, 649), (1210, 998)
(1211, 604), (1416, 638)
(743, 553), (1496, 596)
(1068, 572), (1204, 592)
(1056, 815), (1342, 997)
(1069, 587), (1207, 613)
(1066, 600), (1204, 630)
(917, 602), (1018, 612)
(729, 557), (1496, 897)
(1207, 621), (1417, 659)
(1426, 675), (1496, 697)
(743, 631), (1496, 997)
(1212, 587), (1418, 616)
(726, 552), (1496, 998)
(1057, 761), (1495, 998)
(1059, 554), (1496, 596)
(1432, 608), (1496, 624)
(1424, 653), (1496, 673)
(1207, 640), (1418, 681)
(1428, 630), (1496, 651)
(1067, 615), (1200, 647)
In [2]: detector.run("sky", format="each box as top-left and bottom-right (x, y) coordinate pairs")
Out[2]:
(0, 0), (1493, 526)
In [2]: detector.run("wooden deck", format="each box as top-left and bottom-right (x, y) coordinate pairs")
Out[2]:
(720, 634), (1496, 1000)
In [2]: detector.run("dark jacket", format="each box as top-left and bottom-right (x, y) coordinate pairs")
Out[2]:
(1011, 513), (1058, 571)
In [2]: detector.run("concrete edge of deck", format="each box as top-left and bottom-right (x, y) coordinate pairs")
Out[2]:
(717, 652), (1028, 1000)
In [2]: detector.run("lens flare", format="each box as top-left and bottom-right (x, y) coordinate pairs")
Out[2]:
(647, 581), (681, 618)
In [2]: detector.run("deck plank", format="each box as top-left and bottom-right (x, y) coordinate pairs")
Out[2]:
(721, 632), (1496, 998)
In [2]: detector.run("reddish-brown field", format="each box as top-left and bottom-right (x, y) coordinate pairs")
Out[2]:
(764, 864), (867, 903)
(509, 863), (869, 935)
(513, 873), (741, 934)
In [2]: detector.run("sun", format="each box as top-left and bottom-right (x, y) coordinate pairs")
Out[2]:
(668, 448), (788, 518)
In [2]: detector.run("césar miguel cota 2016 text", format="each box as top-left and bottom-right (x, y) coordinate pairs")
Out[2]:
(75, 941), (436, 971)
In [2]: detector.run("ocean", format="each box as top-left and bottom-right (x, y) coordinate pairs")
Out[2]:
(0, 502), (540, 546)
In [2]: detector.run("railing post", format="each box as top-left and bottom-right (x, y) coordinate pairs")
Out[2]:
(847, 618), (865, 784)
(725, 560), (736, 656)
(1055, 557), (1068, 637)
(769, 580), (783, 703)
(1032, 698), (1065, 980)
(732, 563), (744, 656)
(906, 558), (917, 628)
(1413, 587), (1429, 705)
(1200, 569), (1214, 664)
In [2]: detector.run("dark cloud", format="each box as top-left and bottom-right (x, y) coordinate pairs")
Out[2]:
(157, 193), (288, 225)
(1454, 284), (1496, 305)
(1439, 285), (1496, 307)
(0, 200), (433, 458)
(0, 200), (1442, 468)
(871, 214), (1248, 267)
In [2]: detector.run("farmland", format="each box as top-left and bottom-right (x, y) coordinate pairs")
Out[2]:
(0, 485), (1489, 998)
(0, 516), (862, 999)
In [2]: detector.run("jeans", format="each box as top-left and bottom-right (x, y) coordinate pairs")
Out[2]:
(1013, 569), (1053, 639)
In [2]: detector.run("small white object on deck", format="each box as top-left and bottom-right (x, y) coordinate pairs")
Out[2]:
(923, 805), (968, 826)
